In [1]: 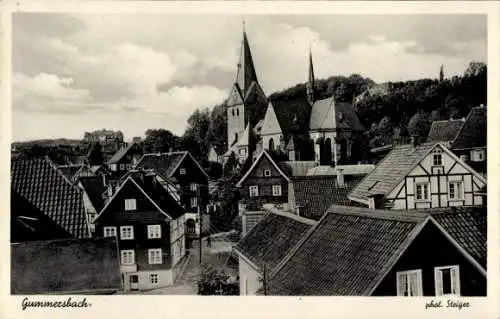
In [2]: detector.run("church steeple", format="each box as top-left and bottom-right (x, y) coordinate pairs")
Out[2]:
(235, 23), (259, 98)
(306, 48), (315, 105)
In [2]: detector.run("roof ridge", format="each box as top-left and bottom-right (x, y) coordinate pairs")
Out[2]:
(263, 206), (316, 226)
(327, 205), (428, 223)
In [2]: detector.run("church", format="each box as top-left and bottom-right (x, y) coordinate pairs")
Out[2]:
(223, 27), (365, 167)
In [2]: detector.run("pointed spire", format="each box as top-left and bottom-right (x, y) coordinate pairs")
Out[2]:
(235, 23), (258, 98)
(306, 46), (315, 105)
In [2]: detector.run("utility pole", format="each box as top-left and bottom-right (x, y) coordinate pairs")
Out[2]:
(262, 263), (268, 296)
(197, 183), (202, 265)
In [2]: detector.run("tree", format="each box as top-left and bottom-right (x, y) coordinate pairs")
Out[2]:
(87, 142), (104, 165)
(439, 65), (444, 82)
(407, 110), (431, 138)
(143, 129), (180, 153)
(223, 152), (237, 178)
(182, 108), (211, 163)
(207, 162), (223, 180)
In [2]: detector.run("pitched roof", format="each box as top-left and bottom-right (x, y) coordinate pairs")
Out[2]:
(309, 97), (365, 132)
(57, 164), (82, 182)
(79, 176), (107, 213)
(11, 237), (121, 294)
(135, 151), (208, 180)
(11, 158), (90, 239)
(267, 206), (428, 295)
(278, 161), (317, 177)
(234, 211), (315, 271)
(236, 150), (290, 187)
(429, 207), (486, 268)
(236, 30), (259, 97)
(307, 164), (375, 176)
(427, 119), (465, 143)
(107, 142), (141, 164)
(452, 106), (487, 149)
(349, 142), (437, 203)
(269, 96), (312, 135)
(290, 176), (365, 220)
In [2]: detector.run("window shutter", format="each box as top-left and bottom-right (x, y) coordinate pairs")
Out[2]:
(434, 268), (443, 296)
(397, 273), (407, 296)
(451, 266), (461, 296)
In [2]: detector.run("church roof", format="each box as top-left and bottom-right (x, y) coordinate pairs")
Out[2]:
(236, 30), (259, 98)
(309, 97), (365, 132)
(270, 96), (312, 135)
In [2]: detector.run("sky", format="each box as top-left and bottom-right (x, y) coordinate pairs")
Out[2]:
(12, 13), (486, 142)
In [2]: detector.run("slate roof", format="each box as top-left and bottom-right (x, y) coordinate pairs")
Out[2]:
(242, 211), (268, 235)
(278, 161), (317, 177)
(309, 97), (365, 132)
(79, 176), (107, 213)
(135, 152), (187, 179)
(349, 142), (437, 203)
(235, 211), (315, 271)
(427, 119), (465, 143)
(11, 158), (90, 239)
(290, 176), (365, 220)
(452, 106), (487, 150)
(269, 96), (312, 135)
(267, 206), (428, 296)
(11, 237), (121, 294)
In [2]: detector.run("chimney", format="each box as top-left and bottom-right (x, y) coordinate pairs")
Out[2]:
(102, 174), (107, 187)
(411, 135), (420, 147)
(336, 168), (345, 188)
(107, 183), (114, 198)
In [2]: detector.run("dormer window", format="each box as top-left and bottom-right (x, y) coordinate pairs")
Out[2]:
(125, 199), (137, 211)
(432, 149), (443, 166)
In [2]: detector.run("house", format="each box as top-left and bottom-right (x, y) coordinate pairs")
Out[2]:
(266, 205), (486, 296)
(11, 237), (122, 294)
(93, 171), (187, 291)
(233, 210), (316, 295)
(84, 129), (124, 145)
(58, 164), (96, 184)
(134, 151), (210, 243)
(224, 27), (365, 166)
(78, 175), (108, 233)
(107, 142), (144, 179)
(450, 106), (487, 176)
(348, 142), (487, 210)
(426, 118), (465, 147)
(11, 157), (91, 239)
(208, 145), (225, 164)
(306, 164), (375, 176)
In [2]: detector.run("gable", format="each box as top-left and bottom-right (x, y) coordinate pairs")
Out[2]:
(171, 153), (209, 182)
(226, 84), (244, 107)
(261, 103), (283, 136)
(236, 151), (290, 187)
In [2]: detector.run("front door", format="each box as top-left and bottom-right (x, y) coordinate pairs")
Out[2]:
(130, 275), (139, 291)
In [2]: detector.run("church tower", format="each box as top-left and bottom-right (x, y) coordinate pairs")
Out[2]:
(225, 24), (267, 161)
(306, 49), (315, 105)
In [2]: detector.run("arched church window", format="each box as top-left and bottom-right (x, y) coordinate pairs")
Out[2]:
(232, 109), (235, 117)
(236, 108), (239, 116)
(235, 133), (238, 142)
(269, 138), (275, 151)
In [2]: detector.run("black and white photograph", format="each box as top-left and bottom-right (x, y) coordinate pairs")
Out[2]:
(3, 1), (499, 316)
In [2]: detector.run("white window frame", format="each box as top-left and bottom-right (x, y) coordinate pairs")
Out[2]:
(147, 225), (161, 239)
(396, 269), (423, 296)
(150, 273), (159, 285)
(435, 265), (461, 296)
(415, 182), (430, 202)
(120, 226), (134, 240)
(120, 250), (135, 265)
(433, 153), (442, 166)
(191, 197), (198, 208)
(148, 248), (163, 265)
(471, 149), (485, 162)
(179, 168), (186, 175)
(124, 199), (137, 211)
(103, 226), (117, 238)
(448, 181), (464, 201)
(249, 185), (259, 197)
(264, 169), (271, 177)
(460, 154), (469, 162)
(272, 185), (282, 196)
(126, 163), (132, 170)
(110, 164), (117, 171)
(190, 183), (197, 192)
(119, 164), (126, 170)
(239, 148), (246, 156)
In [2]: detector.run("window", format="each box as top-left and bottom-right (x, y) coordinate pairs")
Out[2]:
(125, 199), (137, 211)
(239, 148), (246, 156)
(120, 226), (134, 240)
(148, 225), (161, 239)
(249, 185), (259, 197)
(190, 183), (197, 192)
(119, 164), (126, 170)
(234, 133), (239, 143)
(126, 164), (132, 170)
(435, 265), (460, 296)
(120, 250), (135, 265)
(460, 155), (469, 162)
(148, 249), (163, 264)
(110, 164), (117, 171)
(232, 109), (235, 116)
(150, 273), (159, 285)
(471, 149), (485, 162)
(448, 181), (464, 200)
(396, 269), (423, 296)
(236, 108), (239, 116)
(433, 153), (442, 166)
(191, 197), (198, 208)
(263, 169), (271, 177)
(272, 185), (282, 196)
(415, 183), (430, 201)
(179, 168), (186, 175)
(103, 226), (117, 238)
(269, 138), (275, 151)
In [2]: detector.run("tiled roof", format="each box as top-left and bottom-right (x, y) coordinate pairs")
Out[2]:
(11, 158), (90, 239)
(349, 142), (436, 203)
(135, 152), (187, 179)
(235, 211), (315, 271)
(242, 211), (268, 235)
(429, 207), (486, 268)
(58, 164), (82, 182)
(11, 237), (121, 294)
(79, 176), (107, 213)
(267, 206), (427, 296)
(427, 119), (465, 143)
(11, 189), (71, 242)
(291, 176), (364, 220)
(452, 106), (487, 149)
(278, 161), (317, 177)
(309, 97), (365, 132)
